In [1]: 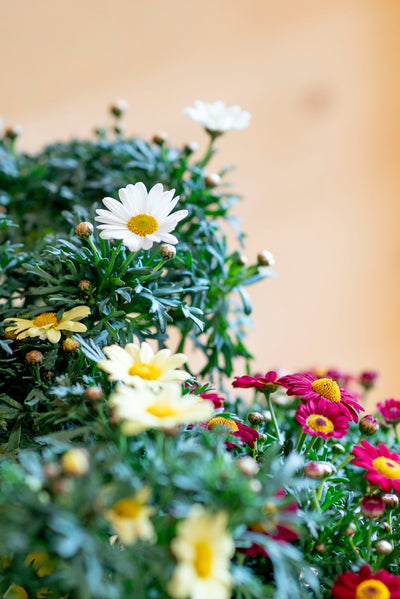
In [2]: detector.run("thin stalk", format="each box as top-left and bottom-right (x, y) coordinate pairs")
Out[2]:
(264, 391), (282, 443)
(141, 258), (168, 280)
(98, 245), (120, 292)
(304, 435), (319, 457)
(119, 250), (139, 275)
(295, 431), (307, 453)
(87, 236), (102, 267)
(197, 136), (217, 168)
(311, 487), (321, 513)
(335, 453), (353, 472)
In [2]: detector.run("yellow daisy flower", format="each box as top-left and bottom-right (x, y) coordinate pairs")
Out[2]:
(97, 341), (190, 387)
(4, 306), (90, 344)
(105, 487), (155, 545)
(168, 505), (234, 599)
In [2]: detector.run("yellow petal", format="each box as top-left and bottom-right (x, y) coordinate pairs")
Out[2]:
(61, 306), (90, 322)
(57, 321), (87, 332)
(46, 328), (61, 343)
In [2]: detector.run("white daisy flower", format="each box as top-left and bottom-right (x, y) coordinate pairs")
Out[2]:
(183, 100), (251, 134)
(95, 182), (188, 252)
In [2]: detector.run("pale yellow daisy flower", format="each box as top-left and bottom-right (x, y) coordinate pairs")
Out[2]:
(4, 306), (90, 344)
(109, 383), (214, 435)
(168, 505), (235, 599)
(97, 341), (190, 387)
(105, 487), (155, 545)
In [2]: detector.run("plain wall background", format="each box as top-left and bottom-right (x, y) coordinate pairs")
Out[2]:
(2, 0), (400, 406)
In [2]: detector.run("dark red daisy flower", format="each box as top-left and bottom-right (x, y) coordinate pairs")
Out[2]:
(232, 371), (279, 392)
(331, 564), (400, 598)
(377, 398), (400, 425)
(351, 440), (400, 494)
(206, 416), (259, 449)
(279, 373), (363, 422)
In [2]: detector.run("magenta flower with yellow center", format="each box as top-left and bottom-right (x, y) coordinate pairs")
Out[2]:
(279, 373), (363, 422)
(377, 398), (400, 425)
(4, 306), (90, 344)
(331, 564), (400, 599)
(295, 397), (350, 439)
(352, 440), (400, 494)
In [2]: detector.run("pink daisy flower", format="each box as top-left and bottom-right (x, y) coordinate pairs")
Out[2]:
(206, 417), (259, 449)
(198, 392), (225, 409)
(232, 371), (279, 392)
(331, 564), (400, 599)
(279, 373), (363, 422)
(377, 398), (400, 425)
(351, 440), (400, 494)
(295, 398), (349, 439)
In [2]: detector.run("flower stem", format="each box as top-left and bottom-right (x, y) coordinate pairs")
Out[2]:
(311, 487), (321, 513)
(98, 245), (120, 292)
(141, 258), (168, 280)
(197, 136), (217, 168)
(304, 435), (319, 457)
(295, 431), (307, 453)
(119, 250), (139, 275)
(87, 236), (102, 267)
(334, 453), (353, 472)
(265, 391), (282, 443)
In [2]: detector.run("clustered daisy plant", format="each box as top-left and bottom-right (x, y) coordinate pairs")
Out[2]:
(0, 101), (399, 599)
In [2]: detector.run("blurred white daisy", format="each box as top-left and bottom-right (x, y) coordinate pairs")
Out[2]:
(95, 182), (188, 252)
(105, 487), (155, 545)
(183, 101), (251, 134)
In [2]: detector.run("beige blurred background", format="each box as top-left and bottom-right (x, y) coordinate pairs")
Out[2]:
(2, 0), (400, 406)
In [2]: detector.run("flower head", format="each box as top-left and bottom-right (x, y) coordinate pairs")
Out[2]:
(198, 391), (225, 409)
(232, 371), (279, 392)
(360, 370), (379, 390)
(295, 397), (350, 439)
(4, 306), (90, 344)
(97, 341), (190, 387)
(183, 100), (251, 134)
(279, 373), (363, 422)
(206, 416), (259, 449)
(331, 564), (400, 599)
(109, 383), (214, 435)
(105, 487), (155, 545)
(352, 440), (400, 494)
(95, 182), (188, 252)
(377, 399), (400, 425)
(168, 505), (234, 599)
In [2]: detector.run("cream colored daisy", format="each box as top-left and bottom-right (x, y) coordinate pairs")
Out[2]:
(105, 487), (155, 545)
(168, 505), (234, 599)
(97, 341), (191, 387)
(109, 383), (214, 435)
(183, 100), (251, 134)
(4, 306), (90, 344)
(95, 182), (188, 252)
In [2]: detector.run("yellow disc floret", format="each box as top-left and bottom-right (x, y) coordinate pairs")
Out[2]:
(355, 579), (390, 599)
(306, 414), (334, 434)
(207, 417), (239, 432)
(311, 378), (341, 402)
(33, 312), (58, 327)
(112, 498), (142, 519)
(146, 401), (178, 419)
(194, 542), (213, 578)
(127, 214), (158, 236)
(128, 362), (161, 380)
(372, 456), (400, 479)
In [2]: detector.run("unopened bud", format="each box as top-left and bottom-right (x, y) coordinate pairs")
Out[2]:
(360, 370), (379, 390)
(248, 479), (262, 493)
(204, 173), (221, 188)
(5, 125), (23, 140)
(114, 123), (125, 136)
(247, 412), (264, 426)
(25, 350), (43, 365)
(152, 131), (168, 145)
(359, 414), (379, 435)
(257, 250), (275, 267)
(84, 386), (104, 402)
(344, 522), (357, 537)
(60, 448), (90, 476)
(237, 254), (248, 267)
(382, 521), (391, 532)
(75, 222), (93, 239)
(315, 542), (327, 554)
(304, 461), (333, 479)
(44, 370), (54, 380)
(159, 243), (176, 260)
(375, 540), (393, 555)
(78, 279), (92, 292)
(183, 141), (199, 154)
(110, 98), (128, 118)
(332, 443), (346, 454)
(361, 495), (386, 519)
(237, 455), (259, 476)
(62, 338), (80, 353)
(382, 493), (399, 509)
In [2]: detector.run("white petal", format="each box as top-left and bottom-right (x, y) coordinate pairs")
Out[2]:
(99, 229), (127, 240)
(102, 197), (131, 220)
(95, 209), (128, 225)
(139, 342), (155, 363)
(148, 183), (164, 203)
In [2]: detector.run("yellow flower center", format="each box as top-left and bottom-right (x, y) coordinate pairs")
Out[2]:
(306, 414), (334, 434)
(128, 362), (161, 380)
(207, 417), (239, 432)
(194, 542), (212, 578)
(147, 401), (178, 418)
(112, 498), (141, 518)
(355, 579), (390, 599)
(33, 312), (58, 328)
(372, 456), (400, 479)
(127, 214), (158, 236)
(311, 378), (341, 402)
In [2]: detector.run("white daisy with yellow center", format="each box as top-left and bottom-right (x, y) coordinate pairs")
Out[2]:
(105, 487), (155, 546)
(4, 306), (90, 344)
(183, 100), (251, 134)
(168, 505), (234, 599)
(97, 341), (191, 387)
(109, 383), (214, 435)
(95, 182), (188, 252)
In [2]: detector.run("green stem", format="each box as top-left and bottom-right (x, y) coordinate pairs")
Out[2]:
(317, 480), (324, 501)
(197, 136), (217, 168)
(312, 487), (321, 513)
(365, 520), (374, 561)
(304, 435), (319, 457)
(87, 236), (102, 267)
(265, 391), (282, 443)
(119, 250), (139, 275)
(335, 453), (353, 472)
(98, 245), (120, 292)
(141, 258), (168, 280)
(295, 431), (307, 453)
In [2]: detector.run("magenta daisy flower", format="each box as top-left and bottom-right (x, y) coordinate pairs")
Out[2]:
(232, 371), (279, 392)
(295, 398), (349, 439)
(377, 398), (400, 425)
(206, 417), (259, 449)
(331, 564), (400, 599)
(352, 440), (400, 493)
(279, 373), (363, 422)
(199, 391), (225, 409)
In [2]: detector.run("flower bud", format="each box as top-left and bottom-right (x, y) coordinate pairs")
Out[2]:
(361, 495), (386, 519)
(152, 131), (168, 145)
(84, 386), (104, 402)
(360, 370), (378, 390)
(237, 455), (259, 476)
(5, 125), (23, 140)
(78, 279), (92, 292)
(304, 461), (333, 479)
(62, 338), (80, 353)
(25, 350), (43, 365)
(247, 412), (264, 426)
(248, 479), (262, 493)
(75, 221), (93, 239)
(359, 415), (379, 435)
(110, 98), (128, 118)
(159, 243), (176, 260)
(375, 540), (393, 555)
(382, 493), (399, 509)
(332, 443), (346, 454)
(315, 542), (327, 554)
(183, 141), (199, 154)
(382, 521), (391, 532)
(257, 250), (275, 267)
(114, 123), (125, 136)
(60, 448), (90, 476)
(344, 522), (357, 537)
(204, 173), (221, 188)
(237, 254), (248, 267)
(44, 370), (54, 380)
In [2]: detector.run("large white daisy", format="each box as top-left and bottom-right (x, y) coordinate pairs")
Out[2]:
(183, 101), (251, 134)
(95, 182), (188, 252)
